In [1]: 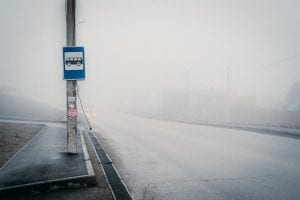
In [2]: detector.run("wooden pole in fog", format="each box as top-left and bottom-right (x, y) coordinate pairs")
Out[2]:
(227, 66), (230, 94)
(185, 69), (190, 120)
(66, 0), (77, 153)
(226, 66), (231, 123)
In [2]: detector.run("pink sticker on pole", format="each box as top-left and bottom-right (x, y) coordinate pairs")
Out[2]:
(68, 108), (78, 117)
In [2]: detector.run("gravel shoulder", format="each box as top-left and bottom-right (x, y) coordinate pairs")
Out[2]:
(0, 122), (45, 167)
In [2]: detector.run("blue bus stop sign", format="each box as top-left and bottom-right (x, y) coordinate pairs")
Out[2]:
(63, 46), (85, 80)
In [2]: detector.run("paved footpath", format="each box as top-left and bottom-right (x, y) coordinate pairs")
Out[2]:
(0, 121), (112, 199)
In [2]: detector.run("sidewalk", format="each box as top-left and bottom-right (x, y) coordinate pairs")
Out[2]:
(176, 119), (300, 139)
(141, 113), (300, 139)
(0, 122), (112, 199)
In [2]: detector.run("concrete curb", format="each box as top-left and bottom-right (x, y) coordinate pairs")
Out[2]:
(136, 113), (300, 139)
(0, 175), (97, 198)
(169, 118), (300, 139)
(83, 129), (133, 200)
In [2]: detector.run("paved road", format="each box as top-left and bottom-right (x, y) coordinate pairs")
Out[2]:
(93, 111), (300, 200)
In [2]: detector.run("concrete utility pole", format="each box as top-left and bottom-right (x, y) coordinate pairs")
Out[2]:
(226, 66), (230, 94)
(185, 68), (190, 120)
(66, 0), (77, 153)
(226, 66), (231, 123)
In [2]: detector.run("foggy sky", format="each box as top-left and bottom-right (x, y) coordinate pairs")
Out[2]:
(1, 0), (300, 109)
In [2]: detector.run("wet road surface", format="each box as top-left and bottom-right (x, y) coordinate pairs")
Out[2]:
(93, 111), (300, 200)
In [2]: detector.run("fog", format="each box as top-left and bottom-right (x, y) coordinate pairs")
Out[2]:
(2, 2), (300, 199)
(1, 0), (300, 124)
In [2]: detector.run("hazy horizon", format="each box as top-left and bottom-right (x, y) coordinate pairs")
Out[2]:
(1, 0), (300, 110)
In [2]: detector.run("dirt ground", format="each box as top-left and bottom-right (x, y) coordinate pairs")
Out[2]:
(0, 122), (45, 167)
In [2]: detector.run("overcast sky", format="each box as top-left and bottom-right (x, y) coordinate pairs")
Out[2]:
(1, 0), (300, 109)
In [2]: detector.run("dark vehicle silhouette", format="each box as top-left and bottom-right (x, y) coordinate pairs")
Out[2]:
(66, 57), (83, 66)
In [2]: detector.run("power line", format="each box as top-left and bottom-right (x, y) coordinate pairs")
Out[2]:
(76, 84), (92, 130)
(232, 52), (300, 72)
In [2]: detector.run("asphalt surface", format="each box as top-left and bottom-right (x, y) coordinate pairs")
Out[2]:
(93, 111), (300, 200)
(0, 123), (90, 188)
(0, 120), (102, 199)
